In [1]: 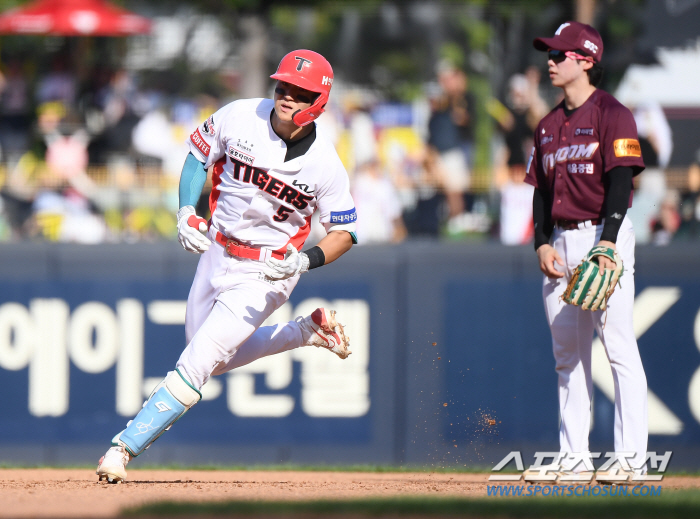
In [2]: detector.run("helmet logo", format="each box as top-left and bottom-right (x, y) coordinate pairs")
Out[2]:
(294, 56), (312, 71)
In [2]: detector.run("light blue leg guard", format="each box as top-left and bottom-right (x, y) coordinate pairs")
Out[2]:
(113, 368), (201, 457)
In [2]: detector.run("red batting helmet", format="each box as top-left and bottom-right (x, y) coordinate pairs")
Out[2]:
(270, 49), (333, 127)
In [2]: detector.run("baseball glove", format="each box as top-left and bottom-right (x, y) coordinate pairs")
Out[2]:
(561, 246), (624, 311)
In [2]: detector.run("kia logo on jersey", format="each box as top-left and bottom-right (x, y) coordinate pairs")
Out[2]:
(292, 179), (314, 194)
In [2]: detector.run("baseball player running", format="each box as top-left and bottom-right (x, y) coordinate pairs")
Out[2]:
(96, 50), (357, 483)
(526, 22), (647, 481)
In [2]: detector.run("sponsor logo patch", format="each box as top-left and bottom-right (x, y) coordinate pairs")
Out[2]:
(541, 135), (553, 145)
(202, 115), (215, 136)
(575, 127), (594, 136)
(567, 163), (594, 174)
(190, 128), (211, 156)
(614, 139), (641, 158)
(227, 145), (254, 166)
(543, 143), (600, 172)
(330, 208), (357, 224)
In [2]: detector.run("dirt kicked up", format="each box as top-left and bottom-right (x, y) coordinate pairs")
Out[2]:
(2, 468), (700, 518)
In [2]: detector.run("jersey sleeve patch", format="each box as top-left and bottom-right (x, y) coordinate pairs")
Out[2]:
(613, 139), (641, 158)
(202, 115), (215, 136)
(330, 208), (357, 223)
(190, 128), (211, 156)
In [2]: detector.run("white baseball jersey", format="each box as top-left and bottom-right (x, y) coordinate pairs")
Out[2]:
(188, 98), (357, 253)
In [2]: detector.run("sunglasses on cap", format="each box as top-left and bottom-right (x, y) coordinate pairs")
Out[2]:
(548, 49), (595, 64)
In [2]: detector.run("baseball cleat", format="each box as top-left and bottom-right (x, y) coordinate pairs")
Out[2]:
(555, 470), (595, 484)
(595, 468), (644, 486)
(96, 445), (131, 484)
(522, 468), (558, 484)
(300, 308), (351, 359)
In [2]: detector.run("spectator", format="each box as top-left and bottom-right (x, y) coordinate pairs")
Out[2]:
(440, 66), (476, 169)
(0, 196), (11, 241)
(36, 55), (76, 106)
(501, 74), (549, 174)
(30, 187), (107, 244)
(352, 160), (406, 244)
(491, 73), (548, 244)
(99, 70), (141, 156)
(0, 59), (32, 165)
(426, 66), (470, 223)
(342, 89), (378, 176)
(626, 163), (667, 245)
(650, 190), (681, 246)
(633, 100), (673, 170)
(677, 161), (700, 240)
(499, 164), (534, 245)
(524, 66), (549, 126)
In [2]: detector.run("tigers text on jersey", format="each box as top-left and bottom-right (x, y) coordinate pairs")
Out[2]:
(187, 98), (357, 252)
(525, 89), (645, 222)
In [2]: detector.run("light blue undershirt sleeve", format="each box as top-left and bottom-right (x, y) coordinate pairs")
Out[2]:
(178, 152), (208, 209)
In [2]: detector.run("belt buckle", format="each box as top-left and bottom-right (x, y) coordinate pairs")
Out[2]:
(225, 239), (240, 256)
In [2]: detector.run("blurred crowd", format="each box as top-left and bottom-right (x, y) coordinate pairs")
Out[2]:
(1, 54), (699, 247)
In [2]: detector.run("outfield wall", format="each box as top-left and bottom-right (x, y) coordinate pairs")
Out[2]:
(0, 242), (699, 469)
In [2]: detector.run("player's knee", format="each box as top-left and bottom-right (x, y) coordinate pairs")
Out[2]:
(164, 369), (201, 408)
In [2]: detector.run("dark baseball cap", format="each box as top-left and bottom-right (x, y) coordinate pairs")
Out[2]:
(533, 21), (603, 63)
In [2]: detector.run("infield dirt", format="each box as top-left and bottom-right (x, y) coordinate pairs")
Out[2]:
(2, 468), (700, 518)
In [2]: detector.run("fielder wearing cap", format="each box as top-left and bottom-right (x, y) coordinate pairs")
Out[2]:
(525, 22), (648, 483)
(533, 21), (604, 63)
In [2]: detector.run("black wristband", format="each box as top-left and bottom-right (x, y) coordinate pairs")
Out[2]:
(303, 246), (325, 270)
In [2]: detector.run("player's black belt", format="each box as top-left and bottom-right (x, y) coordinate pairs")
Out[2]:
(555, 218), (603, 230)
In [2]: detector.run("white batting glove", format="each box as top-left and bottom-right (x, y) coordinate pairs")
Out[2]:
(263, 244), (310, 280)
(177, 205), (211, 254)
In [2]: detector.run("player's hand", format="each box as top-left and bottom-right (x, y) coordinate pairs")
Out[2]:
(263, 244), (309, 280)
(595, 240), (617, 270)
(536, 244), (565, 279)
(177, 205), (211, 254)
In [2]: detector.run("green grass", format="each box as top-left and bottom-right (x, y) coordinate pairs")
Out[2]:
(124, 490), (700, 518)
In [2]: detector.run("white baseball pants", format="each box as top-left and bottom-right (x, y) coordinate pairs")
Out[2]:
(542, 216), (648, 470)
(176, 242), (305, 390)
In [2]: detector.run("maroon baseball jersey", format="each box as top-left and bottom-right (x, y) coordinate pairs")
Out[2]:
(525, 89), (645, 221)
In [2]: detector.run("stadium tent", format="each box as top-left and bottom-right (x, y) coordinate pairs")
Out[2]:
(0, 0), (151, 36)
